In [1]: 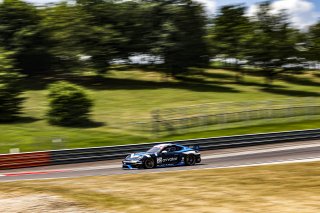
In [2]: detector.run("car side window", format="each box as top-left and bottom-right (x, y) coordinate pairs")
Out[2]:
(172, 145), (182, 151)
(162, 147), (170, 152)
(169, 147), (176, 152)
(163, 146), (175, 153)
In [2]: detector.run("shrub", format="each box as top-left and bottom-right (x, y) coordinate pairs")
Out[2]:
(47, 81), (93, 126)
(0, 50), (25, 122)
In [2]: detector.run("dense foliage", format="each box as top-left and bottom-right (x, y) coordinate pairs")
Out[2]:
(208, 2), (319, 83)
(0, 0), (53, 74)
(39, 0), (209, 75)
(47, 81), (93, 126)
(308, 22), (320, 61)
(209, 5), (251, 64)
(0, 0), (318, 79)
(0, 49), (25, 121)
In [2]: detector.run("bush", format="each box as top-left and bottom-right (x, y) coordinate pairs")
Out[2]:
(0, 50), (25, 122)
(0, 75), (25, 121)
(47, 81), (93, 126)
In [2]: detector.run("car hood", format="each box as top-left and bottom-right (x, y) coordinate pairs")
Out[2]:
(129, 152), (148, 158)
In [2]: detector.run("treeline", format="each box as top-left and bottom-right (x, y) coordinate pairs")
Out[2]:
(0, 0), (208, 76)
(0, 0), (319, 77)
(209, 2), (320, 82)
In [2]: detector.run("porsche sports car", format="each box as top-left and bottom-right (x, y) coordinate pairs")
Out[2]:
(122, 143), (201, 169)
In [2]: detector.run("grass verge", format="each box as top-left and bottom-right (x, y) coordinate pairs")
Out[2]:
(0, 117), (319, 154)
(1, 161), (319, 212)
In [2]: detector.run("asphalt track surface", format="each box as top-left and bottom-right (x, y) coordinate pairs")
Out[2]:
(1, 140), (320, 182)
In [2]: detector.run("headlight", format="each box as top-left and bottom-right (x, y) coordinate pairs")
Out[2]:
(125, 154), (143, 161)
(135, 156), (143, 160)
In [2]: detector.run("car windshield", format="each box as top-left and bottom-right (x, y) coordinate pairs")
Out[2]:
(147, 146), (162, 153)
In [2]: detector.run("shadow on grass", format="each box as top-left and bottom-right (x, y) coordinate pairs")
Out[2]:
(261, 87), (320, 97)
(71, 120), (105, 128)
(280, 75), (320, 87)
(209, 66), (263, 76)
(50, 120), (105, 129)
(207, 68), (320, 89)
(21, 77), (52, 90)
(180, 73), (283, 89)
(214, 67), (320, 87)
(235, 81), (284, 88)
(21, 70), (240, 93)
(113, 64), (166, 72)
(0, 116), (40, 124)
(199, 71), (235, 80)
(66, 75), (240, 93)
(21, 74), (68, 91)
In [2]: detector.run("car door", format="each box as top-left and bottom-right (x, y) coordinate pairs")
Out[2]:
(161, 146), (179, 165)
(172, 145), (183, 164)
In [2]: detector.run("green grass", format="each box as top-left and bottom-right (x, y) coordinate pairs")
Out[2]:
(1, 161), (319, 212)
(160, 117), (320, 141)
(0, 68), (319, 153)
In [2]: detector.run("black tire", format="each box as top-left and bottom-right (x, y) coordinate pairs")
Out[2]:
(143, 158), (155, 169)
(196, 156), (201, 163)
(184, 154), (196, 166)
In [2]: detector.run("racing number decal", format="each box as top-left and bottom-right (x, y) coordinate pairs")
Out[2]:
(157, 157), (162, 164)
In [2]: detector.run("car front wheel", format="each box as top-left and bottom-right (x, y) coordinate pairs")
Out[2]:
(143, 158), (155, 169)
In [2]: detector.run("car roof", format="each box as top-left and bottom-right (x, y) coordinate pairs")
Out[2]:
(153, 143), (174, 148)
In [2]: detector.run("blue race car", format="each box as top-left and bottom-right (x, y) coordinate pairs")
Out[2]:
(122, 143), (201, 169)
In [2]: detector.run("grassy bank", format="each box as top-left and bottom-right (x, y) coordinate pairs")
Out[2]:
(0, 116), (319, 154)
(1, 161), (319, 212)
(0, 68), (319, 153)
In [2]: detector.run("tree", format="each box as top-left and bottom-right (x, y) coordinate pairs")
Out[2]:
(47, 81), (93, 126)
(40, 3), (87, 72)
(76, 0), (129, 74)
(210, 5), (251, 61)
(0, 0), (53, 75)
(209, 4), (252, 80)
(39, 0), (210, 76)
(0, 49), (25, 121)
(246, 1), (298, 84)
(307, 21), (320, 63)
(154, 0), (209, 76)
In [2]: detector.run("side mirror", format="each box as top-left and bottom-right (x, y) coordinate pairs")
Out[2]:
(162, 150), (168, 154)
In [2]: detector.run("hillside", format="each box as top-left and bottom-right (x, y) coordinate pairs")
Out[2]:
(0, 67), (320, 153)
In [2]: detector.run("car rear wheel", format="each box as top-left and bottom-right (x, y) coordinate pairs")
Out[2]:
(184, 154), (196, 166)
(143, 158), (155, 169)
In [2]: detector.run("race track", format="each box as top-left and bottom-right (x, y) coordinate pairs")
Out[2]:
(1, 140), (320, 182)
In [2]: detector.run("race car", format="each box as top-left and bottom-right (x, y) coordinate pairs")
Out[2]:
(122, 143), (201, 169)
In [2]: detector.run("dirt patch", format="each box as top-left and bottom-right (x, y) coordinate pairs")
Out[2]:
(0, 193), (97, 213)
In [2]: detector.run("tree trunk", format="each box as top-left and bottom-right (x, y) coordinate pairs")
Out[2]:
(234, 61), (244, 82)
(264, 69), (275, 86)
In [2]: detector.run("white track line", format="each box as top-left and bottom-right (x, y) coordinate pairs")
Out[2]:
(0, 164), (119, 176)
(134, 157), (320, 176)
(1, 157), (320, 182)
(71, 164), (119, 172)
(203, 156), (320, 169)
(202, 143), (320, 160)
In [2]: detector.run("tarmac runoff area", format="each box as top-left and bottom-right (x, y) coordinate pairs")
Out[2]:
(0, 139), (320, 182)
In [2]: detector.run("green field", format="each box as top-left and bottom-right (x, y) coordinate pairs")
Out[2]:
(0, 68), (319, 153)
(1, 161), (319, 212)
